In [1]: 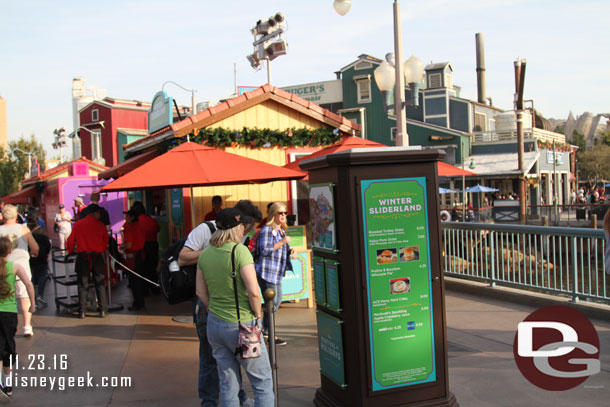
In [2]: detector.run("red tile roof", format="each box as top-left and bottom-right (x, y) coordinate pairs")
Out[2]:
(124, 84), (361, 152)
(22, 157), (108, 186)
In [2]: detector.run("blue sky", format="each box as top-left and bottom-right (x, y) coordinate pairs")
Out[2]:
(1, 0), (608, 156)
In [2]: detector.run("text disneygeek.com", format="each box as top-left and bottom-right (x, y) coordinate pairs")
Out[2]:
(6, 372), (132, 391)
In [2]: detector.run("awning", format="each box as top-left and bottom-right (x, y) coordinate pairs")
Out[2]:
(465, 151), (540, 177)
(98, 149), (159, 180)
(437, 161), (476, 177)
(0, 185), (39, 204)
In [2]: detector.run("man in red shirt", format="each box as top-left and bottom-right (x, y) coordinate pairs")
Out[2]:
(122, 209), (146, 311)
(203, 195), (222, 221)
(66, 204), (109, 319)
(132, 202), (160, 294)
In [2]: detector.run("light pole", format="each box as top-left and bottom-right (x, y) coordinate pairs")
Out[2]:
(336, 0), (424, 147)
(53, 127), (67, 163)
(68, 122), (105, 164)
(247, 12), (288, 84)
(10, 147), (37, 178)
(162, 81), (197, 116)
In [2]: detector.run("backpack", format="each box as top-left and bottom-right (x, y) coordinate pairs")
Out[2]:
(159, 221), (216, 304)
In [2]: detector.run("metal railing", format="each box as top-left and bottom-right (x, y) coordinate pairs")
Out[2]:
(442, 222), (609, 303)
(473, 128), (566, 144)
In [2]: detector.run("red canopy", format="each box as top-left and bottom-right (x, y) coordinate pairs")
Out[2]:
(0, 185), (39, 204)
(437, 162), (476, 177)
(284, 136), (386, 172)
(101, 142), (306, 192)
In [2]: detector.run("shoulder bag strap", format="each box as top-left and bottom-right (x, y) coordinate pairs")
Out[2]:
(231, 243), (241, 323)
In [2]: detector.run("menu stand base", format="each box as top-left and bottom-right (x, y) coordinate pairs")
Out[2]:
(314, 389), (459, 407)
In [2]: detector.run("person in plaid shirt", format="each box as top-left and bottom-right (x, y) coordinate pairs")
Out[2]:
(254, 202), (293, 346)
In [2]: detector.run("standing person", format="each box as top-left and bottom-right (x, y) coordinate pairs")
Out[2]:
(80, 193), (111, 231)
(196, 208), (274, 407)
(0, 204), (38, 337)
(121, 209), (146, 311)
(26, 209), (51, 309)
(0, 236), (36, 401)
(54, 204), (72, 250)
(73, 197), (86, 218)
(254, 202), (292, 346)
(131, 202), (160, 294)
(66, 204), (109, 319)
(179, 200), (261, 407)
(204, 196), (223, 222)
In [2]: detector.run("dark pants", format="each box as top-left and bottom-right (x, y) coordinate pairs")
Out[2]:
(194, 299), (247, 407)
(144, 241), (160, 293)
(75, 252), (107, 312)
(31, 263), (48, 298)
(0, 312), (17, 368)
(127, 251), (145, 308)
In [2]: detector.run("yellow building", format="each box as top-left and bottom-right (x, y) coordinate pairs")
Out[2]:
(120, 84), (360, 239)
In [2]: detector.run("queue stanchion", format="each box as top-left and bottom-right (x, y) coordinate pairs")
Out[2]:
(105, 252), (123, 312)
(263, 288), (279, 407)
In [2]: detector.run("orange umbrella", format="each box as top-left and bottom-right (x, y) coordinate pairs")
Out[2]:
(284, 136), (386, 172)
(101, 142), (306, 192)
(437, 161), (476, 177)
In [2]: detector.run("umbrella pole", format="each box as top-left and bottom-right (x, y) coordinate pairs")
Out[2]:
(190, 187), (196, 229)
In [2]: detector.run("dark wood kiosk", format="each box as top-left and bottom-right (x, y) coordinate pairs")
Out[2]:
(301, 147), (458, 407)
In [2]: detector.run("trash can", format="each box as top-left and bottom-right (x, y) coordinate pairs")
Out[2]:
(576, 207), (586, 220)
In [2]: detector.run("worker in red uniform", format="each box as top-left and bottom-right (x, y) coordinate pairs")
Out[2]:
(121, 208), (146, 311)
(131, 202), (160, 294)
(66, 204), (109, 319)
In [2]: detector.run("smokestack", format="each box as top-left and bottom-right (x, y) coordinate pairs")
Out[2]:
(475, 33), (486, 104)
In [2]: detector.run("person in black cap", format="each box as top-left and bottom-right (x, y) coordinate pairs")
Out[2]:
(80, 193), (111, 232)
(66, 204), (108, 318)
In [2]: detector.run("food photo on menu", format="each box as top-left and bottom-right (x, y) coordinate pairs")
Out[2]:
(390, 277), (411, 294)
(400, 246), (420, 262)
(376, 248), (398, 264)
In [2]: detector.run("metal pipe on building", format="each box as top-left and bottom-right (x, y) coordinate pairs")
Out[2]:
(475, 33), (486, 104)
(514, 58), (527, 222)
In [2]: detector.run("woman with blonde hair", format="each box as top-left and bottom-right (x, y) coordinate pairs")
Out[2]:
(0, 205), (38, 337)
(196, 208), (273, 407)
(254, 202), (293, 346)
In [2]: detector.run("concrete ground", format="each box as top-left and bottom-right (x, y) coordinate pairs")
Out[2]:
(8, 277), (610, 406)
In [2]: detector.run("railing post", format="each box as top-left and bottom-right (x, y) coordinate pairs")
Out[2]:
(570, 236), (579, 303)
(489, 231), (496, 287)
(263, 288), (279, 407)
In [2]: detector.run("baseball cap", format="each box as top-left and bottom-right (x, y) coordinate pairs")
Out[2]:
(215, 208), (246, 230)
(74, 197), (84, 204)
(59, 204), (64, 209)
(123, 208), (138, 217)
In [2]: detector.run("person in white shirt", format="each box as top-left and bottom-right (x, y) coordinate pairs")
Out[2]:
(54, 204), (72, 250)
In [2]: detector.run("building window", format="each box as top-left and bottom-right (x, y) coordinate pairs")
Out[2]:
(354, 61), (373, 70)
(92, 109), (99, 122)
(91, 130), (103, 163)
(391, 127), (397, 142)
(474, 112), (486, 132)
(428, 73), (442, 89)
(354, 76), (372, 104)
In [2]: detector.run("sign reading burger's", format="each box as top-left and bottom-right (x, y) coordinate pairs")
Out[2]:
(360, 177), (436, 391)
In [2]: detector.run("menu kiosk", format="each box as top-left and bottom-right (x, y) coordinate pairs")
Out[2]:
(302, 147), (458, 407)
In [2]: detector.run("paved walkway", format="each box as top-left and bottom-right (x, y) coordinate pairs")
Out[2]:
(8, 278), (610, 406)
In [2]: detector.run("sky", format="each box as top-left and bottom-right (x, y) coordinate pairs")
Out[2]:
(1, 0), (609, 157)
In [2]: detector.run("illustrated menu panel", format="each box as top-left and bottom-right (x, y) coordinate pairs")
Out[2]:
(317, 310), (345, 387)
(360, 177), (436, 391)
(309, 183), (336, 253)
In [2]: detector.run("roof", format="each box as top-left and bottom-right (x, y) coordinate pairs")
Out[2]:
(124, 84), (362, 153)
(338, 54), (383, 73)
(0, 185), (38, 204)
(468, 151), (540, 177)
(22, 157), (108, 186)
(425, 62), (452, 71)
(98, 149), (159, 180)
(116, 128), (149, 136)
(78, 98), (151, 114)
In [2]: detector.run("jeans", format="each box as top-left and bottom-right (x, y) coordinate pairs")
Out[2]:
(195, 300), (248, 407)
(256, 276), (282, 334)
(31, 263), (48, 298)
(207, 312), (274, 407)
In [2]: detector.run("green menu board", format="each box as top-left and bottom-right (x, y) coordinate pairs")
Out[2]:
(325, 259), (341, 313)
(316, 310), (346, 387)
(286, 226), (306, 249)
(360, 177), (436, 391)
(313, 256), (326, 306)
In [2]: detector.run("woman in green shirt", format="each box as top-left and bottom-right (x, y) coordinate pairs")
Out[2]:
(0, 236), (36, 402)
(196, 208), (273, 407)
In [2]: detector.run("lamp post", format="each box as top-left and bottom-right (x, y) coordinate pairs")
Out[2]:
(336, 1), (424, 147)
(53, 127), (67, 163)
(10, 147), (37, 178)
(162, 81), (197, 116)
(247, 12), (288, 84)
(68, 122), (105, 164)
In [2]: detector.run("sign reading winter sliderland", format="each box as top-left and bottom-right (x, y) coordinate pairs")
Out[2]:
(360, 177), (436, 391)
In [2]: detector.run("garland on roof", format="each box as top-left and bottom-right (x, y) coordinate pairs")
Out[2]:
(160, 127), (341, 152)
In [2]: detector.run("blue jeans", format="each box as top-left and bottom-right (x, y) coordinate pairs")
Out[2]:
(206, 312), (274, 407)
(256, 276), (282, 334)
(195, 300), (248, 407)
